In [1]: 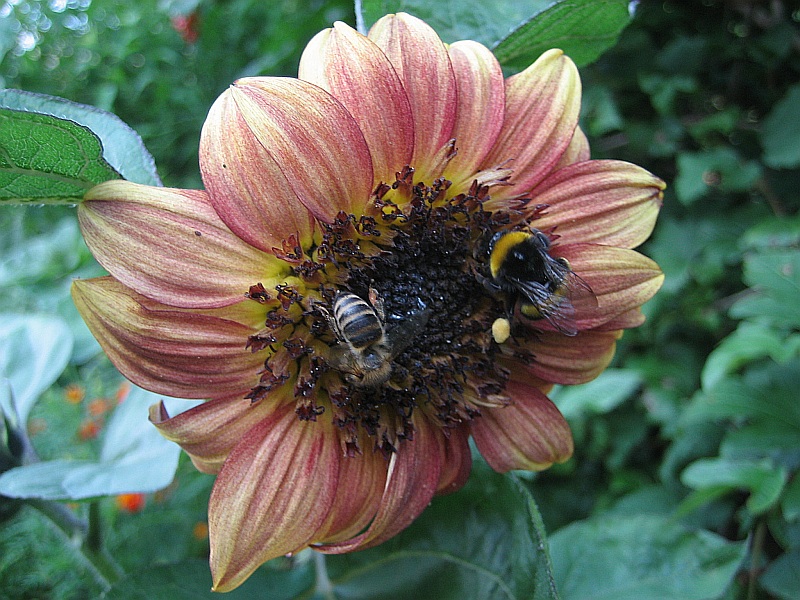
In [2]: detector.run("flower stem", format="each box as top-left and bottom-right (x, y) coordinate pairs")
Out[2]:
(747, 519), (767, 600)
(314, 552), (335, 600)
(28, 498), (124, 590)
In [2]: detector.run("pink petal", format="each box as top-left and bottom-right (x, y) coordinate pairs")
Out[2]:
(516, 329), (620, 385)
(595, 309), (645, 331)
(316, 412), (444, 554)
(531, 160), (665, 249)
(442, 40), (505, 191)
(368, 13), (457, 182)
(553, 244), (665, 329)
(299, 22), (414, 189)
(80, 181), (277, 308)
(201, 78), (374, 250)
(313, 440), (388, 543)
(555, 126), (591, 168)
(483, 50), (581, 200)
(435, 424), (472, 495)
(149, 395), (285, 474)
(209, 404), (341, 592)
(71, 277), (263, 399)
(200, 89), (315, 253)
(472, 380), (573, 472)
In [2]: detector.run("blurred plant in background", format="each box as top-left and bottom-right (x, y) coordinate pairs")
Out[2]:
(1, 0), (353, 188)
(1, 0), (799, 598)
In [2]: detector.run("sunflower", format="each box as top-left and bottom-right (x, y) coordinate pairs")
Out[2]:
(72, 13), (664, 591)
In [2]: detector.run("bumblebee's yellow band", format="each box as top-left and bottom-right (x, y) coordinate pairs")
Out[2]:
(489, 231), (531, 277)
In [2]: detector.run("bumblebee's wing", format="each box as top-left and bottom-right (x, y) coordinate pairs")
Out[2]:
(562, 271), (598, 314)
(513, 273), (596, 336)
(515, 280), (578, 335)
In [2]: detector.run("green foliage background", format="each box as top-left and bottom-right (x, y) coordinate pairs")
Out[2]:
(1, 0), (799, 598)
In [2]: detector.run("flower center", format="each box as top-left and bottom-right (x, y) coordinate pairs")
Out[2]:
(244, 167), (540, 456)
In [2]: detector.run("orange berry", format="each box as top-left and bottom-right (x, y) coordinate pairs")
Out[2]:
(115, 382), (131, 404)
(116, 493), (146, 513)
(192, 521), (209, 540)
(88, 398), (111, 416)
(64, 384), (85, 404)
(77, 419), (101, 440)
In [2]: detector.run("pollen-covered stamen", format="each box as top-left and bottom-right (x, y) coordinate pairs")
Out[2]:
(308, 174), (515, 452)
(244, 281), (307, 404)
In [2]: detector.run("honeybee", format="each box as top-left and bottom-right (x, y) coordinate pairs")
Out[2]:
(485, 229), (596, 336)
(319, 288), (430, 388)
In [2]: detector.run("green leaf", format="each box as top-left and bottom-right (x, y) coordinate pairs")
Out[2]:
(359, 0), (630, 69)
(361, 0), (548, 46)
(682, 367), (800, 454)
(326, 460), (559, 599)
(0, 107), (120, 204)
(731, 249), (800, 327)
(0, 90), (161, 187)
(105, 558), (314, 600)
(782, 474), (800, 522)
(0, 314), (73, 425)
(0, 380), (21, 473)
(0, 386), (187, 500)
(551, 368), (642, 420)
(680, 457), (787, 515)
(493, 0), (631, 70)
(549, 514), (747, 600)
(675, 147), (762, 205)
(701, 322), (797, 390)
(761, 83), (800, 169)
(638, 73), (697, 115)
(740, 215), (800, 252)
(761, 550), (800, 600)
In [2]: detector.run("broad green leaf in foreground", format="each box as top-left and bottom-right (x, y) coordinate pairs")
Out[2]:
(492, 0), (631, 71)
(0, 107), (119, 204)
(359, 0), (631, 69)
(0, 386), (189, 500)
(106, 558), (314, 600)
(760, 550), (800, 600)
(0, 89), (161, 187)
(549, 514), (747, 600)
(0, 314), (73, 426)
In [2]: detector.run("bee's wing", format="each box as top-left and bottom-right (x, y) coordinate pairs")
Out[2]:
(512, 278), (553, 310)
(515, 279), (578, 335)
(325, 344), (360, 375)
(384, 305), (432, 360)
(562, 271), (598, 314)
(513, 272), (596, 336)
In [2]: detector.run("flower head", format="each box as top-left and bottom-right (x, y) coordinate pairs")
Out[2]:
(71, 13), (664, 591)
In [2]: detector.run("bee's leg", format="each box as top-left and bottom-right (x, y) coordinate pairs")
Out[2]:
(473, 270), (501, 296)
(311, 301), (344, 342)
(368, 286), (386, 322)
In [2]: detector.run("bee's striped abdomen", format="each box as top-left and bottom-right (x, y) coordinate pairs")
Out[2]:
(333, 292), (384, 349)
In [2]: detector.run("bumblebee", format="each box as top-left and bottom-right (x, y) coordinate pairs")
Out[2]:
(319, 288), (430, 388)
(485, 229), (596, 336)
